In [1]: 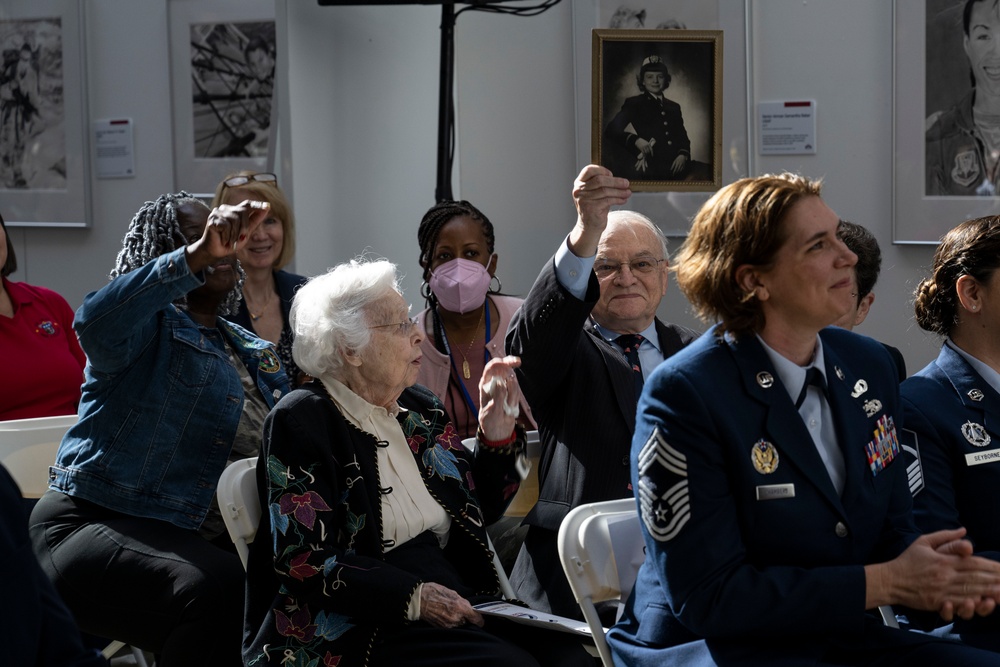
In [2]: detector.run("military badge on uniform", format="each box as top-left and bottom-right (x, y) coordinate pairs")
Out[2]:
(865, 414), (899, 476)
(751, 439), (779, 474)
(962, 421), (991, 448)
(851, 379), (868, 398)
(951, 147), (981, 188)
(259, 348), (282, 374)
(863, 399), (882, 418)
(637, 427), (690, 543)
(756, 371), (774, 388)
(968, 388), (985, 402)
(35, 320), (58, 336)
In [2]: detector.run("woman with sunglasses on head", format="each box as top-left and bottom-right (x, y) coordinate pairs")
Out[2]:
(29, 194), (288, 666)
(213, 171), (308, 384)
(415, 200), (535, 439)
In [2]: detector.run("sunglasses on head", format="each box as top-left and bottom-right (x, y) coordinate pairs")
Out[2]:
(223, 172), (277, 188)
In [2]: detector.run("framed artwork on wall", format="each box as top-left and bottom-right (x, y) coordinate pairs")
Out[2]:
(592, 29), (722, 193)
(169, 0), (276, 198)
(573, 0), (749, 236)
(893, 0), (1000, 243)
(0, 0), (89, 227)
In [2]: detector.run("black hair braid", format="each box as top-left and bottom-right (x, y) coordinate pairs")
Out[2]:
(111, 192), (195, 279)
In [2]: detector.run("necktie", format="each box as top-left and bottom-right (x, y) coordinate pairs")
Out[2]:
(615, 334), (645, 397)
(795, 366), (827, 410)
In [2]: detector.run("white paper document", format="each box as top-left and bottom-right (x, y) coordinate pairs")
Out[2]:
(473, 600), (598, 637)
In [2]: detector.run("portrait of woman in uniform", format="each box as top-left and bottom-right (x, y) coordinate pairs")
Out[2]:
(593, 29), (721, 192)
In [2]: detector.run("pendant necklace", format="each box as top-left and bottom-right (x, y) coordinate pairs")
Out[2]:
(454, 305), (486, 379)
(245, 288), (275, 322)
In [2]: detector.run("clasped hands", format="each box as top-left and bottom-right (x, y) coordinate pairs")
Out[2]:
(869, 527), (1000, 622)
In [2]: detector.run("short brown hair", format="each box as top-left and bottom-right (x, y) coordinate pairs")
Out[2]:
(674, 172), (823, 335)
(914, 215), (1000, 336)
(0, 211), (16, 277)
(212, 171), (296, 269)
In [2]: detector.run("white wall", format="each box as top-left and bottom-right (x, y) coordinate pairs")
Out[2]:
(10, 0), (944, 373)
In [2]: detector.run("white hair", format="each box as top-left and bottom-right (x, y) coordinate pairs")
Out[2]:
(606, 209), (670, 260)
(291, 258), (400, 379)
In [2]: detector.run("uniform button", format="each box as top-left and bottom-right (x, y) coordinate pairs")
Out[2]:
(621, 455), (629, 466)
(835, 522), (848, 538)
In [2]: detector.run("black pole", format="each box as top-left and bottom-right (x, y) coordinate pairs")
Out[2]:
(435, 2), (456, 202)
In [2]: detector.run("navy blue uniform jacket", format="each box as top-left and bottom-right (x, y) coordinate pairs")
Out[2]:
(607, 326), (920, 666)
(902, 344), (1000, 560)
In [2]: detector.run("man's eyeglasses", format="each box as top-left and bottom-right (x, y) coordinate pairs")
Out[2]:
(223, 173), (277, 188)
(369, 317), (419, 336)
(593, 257), (665, 279)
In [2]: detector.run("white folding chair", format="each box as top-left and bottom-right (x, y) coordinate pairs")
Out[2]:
(558, 498), (644, 667)
(217, 457), (261, 570)
(216, 456), (517, 599)
(0, 414), (76, 498)
(559, 499), (900, 667)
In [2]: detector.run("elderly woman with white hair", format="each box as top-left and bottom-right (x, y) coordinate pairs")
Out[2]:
(243, 258), (593, 667)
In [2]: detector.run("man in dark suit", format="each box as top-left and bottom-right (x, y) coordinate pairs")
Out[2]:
(505, 164), (697, 618)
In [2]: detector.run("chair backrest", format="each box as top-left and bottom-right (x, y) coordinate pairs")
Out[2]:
(217, 457), (261, 569)
(558, 498), (644, 667)
(0, 414), (76, 498)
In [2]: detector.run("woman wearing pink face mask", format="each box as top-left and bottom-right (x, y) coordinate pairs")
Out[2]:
(416, 200), (536, 439)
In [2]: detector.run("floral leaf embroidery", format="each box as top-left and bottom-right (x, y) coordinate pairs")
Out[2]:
(270, 503), (290, 535)
(405, 433), (426, 454)
(421, 444), (463, 482)
(279, 491), (332, 530)
(323, 652), (342, 667)
(435, 422), (463, 451)
(274, 605), (317, 642)
(314, 610), (354, 641)
(288, 552), (320, 581)
(267, 455), (292, 489)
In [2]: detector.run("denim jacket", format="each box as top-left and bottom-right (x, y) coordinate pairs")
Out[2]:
(49, 247), (289, 530)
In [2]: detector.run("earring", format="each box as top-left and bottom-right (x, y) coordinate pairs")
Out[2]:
(489, 275), (502, 294)
(420, 281), (433, 300)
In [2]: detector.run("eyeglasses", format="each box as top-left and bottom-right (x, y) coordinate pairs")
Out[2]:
(223, 173), (277, 188)
(369, 317), (419, 336)
(593, 257), (665, 279)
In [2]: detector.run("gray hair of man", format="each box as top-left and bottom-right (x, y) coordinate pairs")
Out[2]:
(291, 257), (402, 379)
(605, 209), (670, 261)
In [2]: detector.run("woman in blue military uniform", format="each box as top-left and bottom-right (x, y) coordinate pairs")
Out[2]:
(606, 173), (1000, 666)
(902, 215), (1000, 651)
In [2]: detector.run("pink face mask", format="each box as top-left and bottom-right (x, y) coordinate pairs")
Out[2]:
(429, 257), (493, 313)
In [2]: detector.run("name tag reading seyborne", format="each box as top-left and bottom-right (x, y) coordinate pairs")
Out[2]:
(756, 483), (795, 501)
(965, 449), (1000, 466)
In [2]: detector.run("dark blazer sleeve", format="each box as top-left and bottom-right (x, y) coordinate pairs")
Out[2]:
(505, 256), (601, 413)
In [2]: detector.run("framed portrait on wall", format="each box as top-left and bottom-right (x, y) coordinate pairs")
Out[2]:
(169, 0), (276, 198)
(592, 29), (721, 193)
(573, 1), (749, 236)
(0, 0), (89, 227)
(893, 0), (1000, 243)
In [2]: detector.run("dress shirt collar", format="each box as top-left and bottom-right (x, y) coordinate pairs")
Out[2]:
(594, 320), (662, 356)
(756, 333), (827, 403)
(946, 338), (1000, 398)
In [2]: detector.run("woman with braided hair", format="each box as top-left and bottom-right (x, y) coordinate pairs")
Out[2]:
(415, 200), (535, 439)
(29, 192), (289, 666)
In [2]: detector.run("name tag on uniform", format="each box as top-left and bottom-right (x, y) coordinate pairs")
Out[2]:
(965, 449), (1000, 466)
(756, 483), (795, 501)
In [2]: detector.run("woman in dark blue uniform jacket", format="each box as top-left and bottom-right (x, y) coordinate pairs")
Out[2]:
(606, 173), (1000, 667)
(902, 216), (1000, 651)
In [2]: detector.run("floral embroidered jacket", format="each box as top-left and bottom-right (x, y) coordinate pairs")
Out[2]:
(243, 382), (525, 667)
